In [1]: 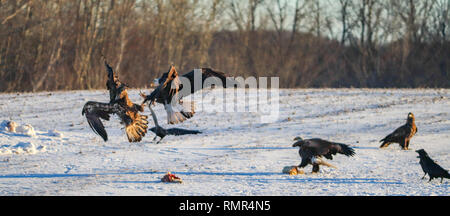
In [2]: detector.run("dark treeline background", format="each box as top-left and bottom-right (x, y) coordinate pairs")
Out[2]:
(1, 0), (449, 92)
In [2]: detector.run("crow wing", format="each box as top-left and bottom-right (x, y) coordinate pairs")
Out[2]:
(166, 128), (202, 136)
(425, 157), (450, 178)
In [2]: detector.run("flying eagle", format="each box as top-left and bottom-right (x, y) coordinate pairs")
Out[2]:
(380, 112), (417, 150)
(416, 149), (450, 183)
(82, 60), (149, 142)
(141, 66), (232, 124)
(292, 137), (355, 173)
(142, 96), (201, 143)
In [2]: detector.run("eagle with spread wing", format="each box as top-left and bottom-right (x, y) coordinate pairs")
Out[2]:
(141, 66), (232, 124)
(82, 60), (148, 142)
(292, 137), (355, 173)
(380, 112), (417, 150)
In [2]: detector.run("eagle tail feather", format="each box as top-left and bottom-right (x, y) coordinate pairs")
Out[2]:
(339, 144), (355, 157)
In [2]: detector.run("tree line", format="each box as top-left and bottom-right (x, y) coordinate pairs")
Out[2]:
(1, 0), (449, 92)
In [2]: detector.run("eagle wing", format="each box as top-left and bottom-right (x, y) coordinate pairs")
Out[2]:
(145, 67), (230, 102)
(104, 60), (121, 103)
(298, 147), (314, 168)
(380, 124), (410, 143)
(179, 68), (229, 95)
(123, 110), (149, 142)
(303, 139), (355, 159)
(82, 101), (121, 141)
(142, 66), (178, 104)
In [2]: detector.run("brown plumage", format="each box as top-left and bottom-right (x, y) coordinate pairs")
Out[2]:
(380, 112), (417, 150)
(82, 60), (148, 142)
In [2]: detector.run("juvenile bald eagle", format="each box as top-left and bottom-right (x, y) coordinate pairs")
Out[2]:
(416, 149), (450, 183)
(141, 66), (232, 124)
(292, 137), (355, 173)
(380, 112), (417, 150)
(143, 96), (201, 143)
(82, 60), (149, 142)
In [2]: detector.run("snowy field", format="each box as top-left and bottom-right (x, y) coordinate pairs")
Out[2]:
(0, 88), (449, 196)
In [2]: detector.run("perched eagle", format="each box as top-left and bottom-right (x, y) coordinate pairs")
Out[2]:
(141, 66), (231, 124)
(380, 112), (417, 150)
(416, 149), (450, 183)
(82, 60), (149, 142)
(142, 96), (201, 144)
(292, 137), (355, 173)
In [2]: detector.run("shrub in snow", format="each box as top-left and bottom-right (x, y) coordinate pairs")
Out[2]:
(1, 120), (17, 132)
(16, 124), (36, 137)
(0, 142), (46, 155)
(1, 121), (37, 137)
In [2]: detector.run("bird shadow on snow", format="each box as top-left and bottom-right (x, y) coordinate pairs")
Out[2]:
(166, 146), (293, 151)
(0, 170), (283, 181)
(266, 177), (406, 185)
(0, 131), (30, 138)
(3, 171), (446, 187)
(350, 146), (379, 150)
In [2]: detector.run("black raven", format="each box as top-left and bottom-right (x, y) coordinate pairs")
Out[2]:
(292, 137), (355, 173)
(145, 101), (201, 144)
(380, 112), (417, 150)
(416, 149), (450, 183)
(82, 60), (148, 142)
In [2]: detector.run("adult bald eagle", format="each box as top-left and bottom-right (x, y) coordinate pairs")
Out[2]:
(416, 149), (450, 183)
(82, 60), (149, 142)
(141, 66), (232, 124)
(292, 137), (355, 173)
(143, 100), (201, 143)
(380, 112), (417, 150)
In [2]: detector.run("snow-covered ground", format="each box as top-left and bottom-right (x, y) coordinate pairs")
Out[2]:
(0, 88), (449, 196)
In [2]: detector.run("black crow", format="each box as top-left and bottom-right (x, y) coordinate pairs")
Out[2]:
(146, 102), (201, 144)
(416, 149), (450, 183)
